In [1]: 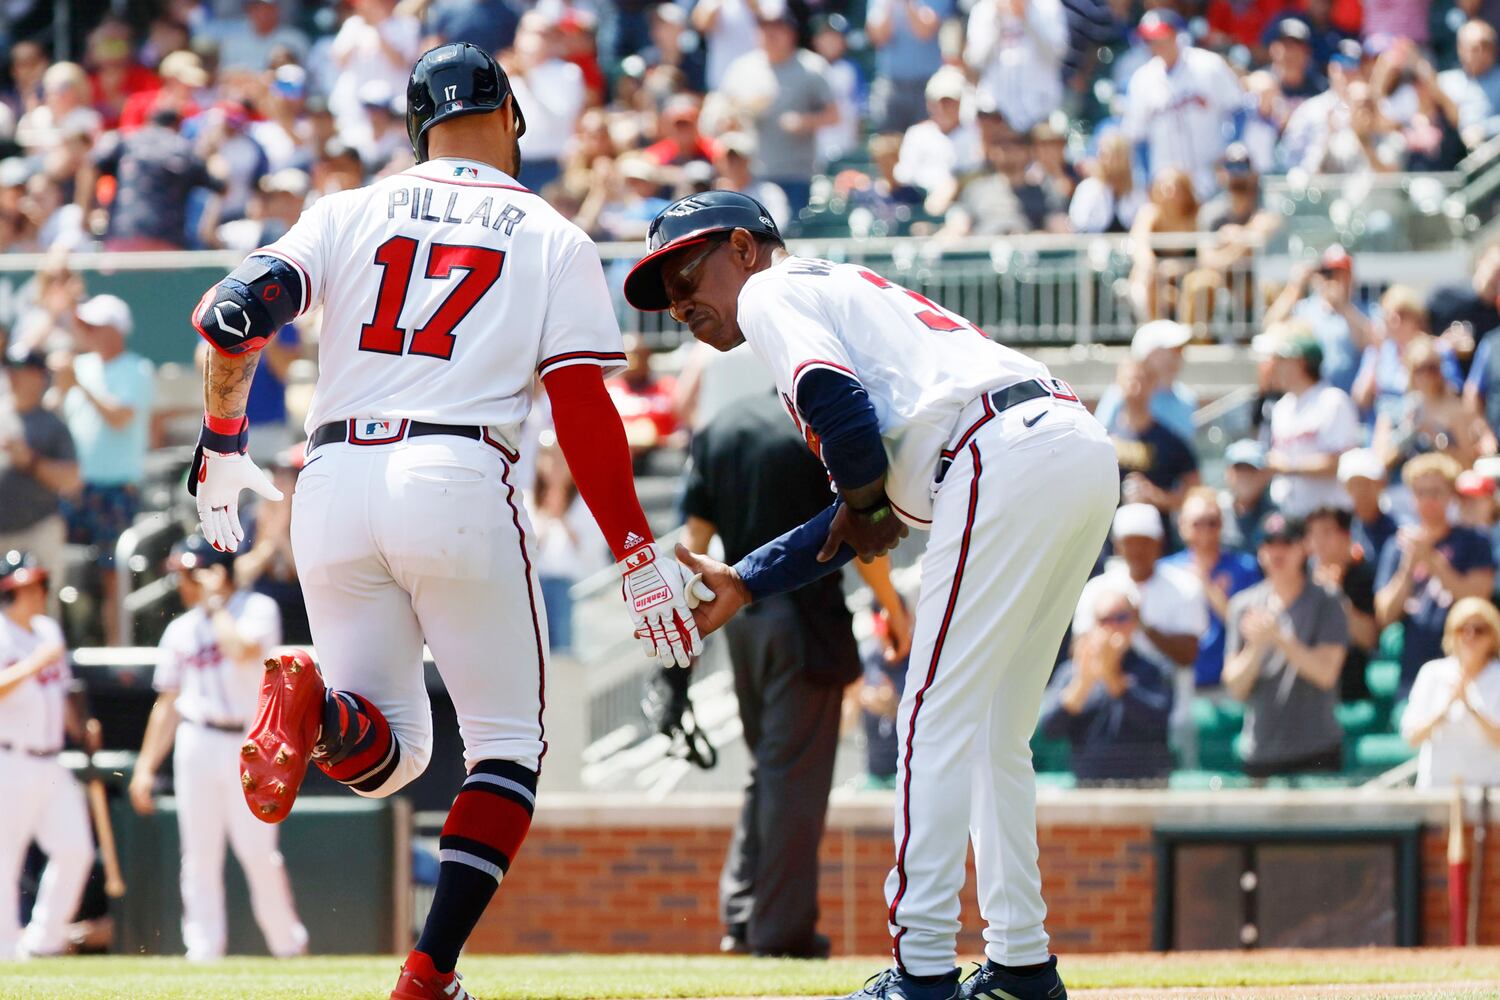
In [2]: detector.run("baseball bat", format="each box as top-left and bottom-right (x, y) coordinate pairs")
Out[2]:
(84, 763), (126, 899)
(1470, 784), (1488, 947)
(1449, 780), (1469, 947)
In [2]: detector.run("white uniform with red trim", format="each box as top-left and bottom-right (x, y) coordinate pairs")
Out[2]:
(0, 613), (93, 958)
(737, 256), (1119, 973)
(251, 157), (622, 793)
(153, 593), (307, 960)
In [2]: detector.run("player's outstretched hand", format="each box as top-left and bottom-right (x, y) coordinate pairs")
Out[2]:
(190, 450), (284, 553)
(673, 544), (751, 640)
(621, 542), (716, 669)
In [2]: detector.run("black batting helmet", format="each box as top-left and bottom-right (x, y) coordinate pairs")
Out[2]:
(0, 549), (47, 601)
(406, 42), (527, 164)
(168, 534), (236, 573)
(623, 191), (783, 312)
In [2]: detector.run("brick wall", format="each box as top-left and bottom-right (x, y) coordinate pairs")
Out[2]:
(467, 791), (1500, 954)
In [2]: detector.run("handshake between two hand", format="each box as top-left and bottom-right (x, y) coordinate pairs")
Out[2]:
(619, 543), (751, 669)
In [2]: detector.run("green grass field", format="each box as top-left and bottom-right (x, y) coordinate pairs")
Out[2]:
(2, 951), (1499, 1000)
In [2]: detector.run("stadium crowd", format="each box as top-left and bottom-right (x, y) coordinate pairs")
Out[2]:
(2, 0), (1500, 803)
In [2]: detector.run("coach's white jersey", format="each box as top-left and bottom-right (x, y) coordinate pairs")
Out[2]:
(0, 614), (68, 753)
(736, 256), (1050, 526)
(1120, 46), (1241, 197)
(154, 592), (281, 728)
(258, 158), (626, 442)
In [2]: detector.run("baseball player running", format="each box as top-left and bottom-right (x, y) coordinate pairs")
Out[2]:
(624, 192), (1119, 1000)
(0, 550), (100, 958)
(129, 535), (307, 960)
(186, 43), (703, 999)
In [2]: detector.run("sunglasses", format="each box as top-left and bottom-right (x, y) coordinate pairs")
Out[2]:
(1098, 610), (1136, 626)
(1186, 517), (1222, 529)
(667, 240), (725, 323)
(1459, 622), (1493, 638)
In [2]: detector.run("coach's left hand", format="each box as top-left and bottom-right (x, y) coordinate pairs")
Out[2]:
(817, 501), (908, 564)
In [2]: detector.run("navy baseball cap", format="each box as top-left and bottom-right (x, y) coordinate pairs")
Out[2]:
(1260, 513), (1305, 545)
(1221, 143), (1254, 176)
(168, 533), (236, 572)
(1272, 18), (1311, 44)
(1330, 37), (1365, 68)
(1138, 10), (1186, 40)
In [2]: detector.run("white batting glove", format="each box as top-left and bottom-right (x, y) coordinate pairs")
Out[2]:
(620, 542), (715, 668)
(192, 450), (283, 553)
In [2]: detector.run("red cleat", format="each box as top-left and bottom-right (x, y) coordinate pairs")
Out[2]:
(240, 649), (325, 824)
(391, 951), (478, 1000)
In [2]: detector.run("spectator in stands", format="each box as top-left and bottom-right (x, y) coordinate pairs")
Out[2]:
(1074, 503), (1207, 764)
(7, 263), (83, 360)
(692, 0), (762, 93)
(54, 295), (154, 644)
(1095, 319), (1199, 443)
(506, 14), (588, 193)
(1267, 329), (1362, 518)
(1376, 335), (1495, 475)
(848, 133), (925, 234)
(1402, 596), (1500, 788)
(0, 352), (78, 617)
(85, 107), (226, 251)
(1308, 79), (1408, 173)
(1108, 358), (1199, 518)
(217, 168), (309, 251)
(1162, 487), (1262, 690)
(4, 42), (48, 121)
(811, 15), (861, 165)
(1121, 10), (1242, 199)
(1225, 513), (1348, 779)
(525, 443), (607, 653)
(939, 115), (1069, 237)
(1437, 243), (1500, 378)
(1267, 18), (1328, 110)
(1030, 120), (1077, 203)
(865, 0), (951, 134)
(16, 62), (102, 155)
(207, 0), (309, 73)
(1280, 37), (1366, 171)
(895, 67), (980, 220)
(1440, 20), (1500, 151)
(1039, 588), (1174, 785)
(1370, 37), (1468, 172)
(419, 0), (522, 55)
(1221, 438), (1277, 552)
(643, 96), (718, 170)
(607, 335), (682, 470)
(1355, 285), (1462, 428)
(235, 446), (309, 645)
(1069, 131), (1143, 234)
(964, 0), (1068, 133)
(1128, 168), (1201, 322)
(640, 4), (707, 94)
(1376, 453), (1498, 695)
(1339, 448), (1400, 564)
(328, 0), (422, 159)
(1305, 505), (1379, 701)
(116, 50), (207, 135)
(721, 6), (837, 217)
(248, 66), (313, 175)
(1264, 245), (1372, 396)
(1182, 145), (1280, 332)
(710, 133), (792, 233)
(1456, 468), (1500, 569)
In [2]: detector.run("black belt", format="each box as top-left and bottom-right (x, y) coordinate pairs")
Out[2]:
(308, 419), (516, 459)
(0, 741), (59, 758)
(934, 380), (1058, 485)
(186, 718), (245, 734)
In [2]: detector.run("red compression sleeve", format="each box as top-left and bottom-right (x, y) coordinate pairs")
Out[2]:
(541, 363), (654, 561)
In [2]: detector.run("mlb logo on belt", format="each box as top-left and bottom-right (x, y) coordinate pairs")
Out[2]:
(349, 418), (409, 444)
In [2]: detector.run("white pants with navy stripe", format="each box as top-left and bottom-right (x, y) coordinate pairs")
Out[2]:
(0, 752), (92, 957)
(885, 396), (1118, 973)
(290, 435), (549, 792)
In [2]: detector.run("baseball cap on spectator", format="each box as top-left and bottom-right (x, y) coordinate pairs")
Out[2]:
(653, 3), (686, 26)
(1273, 18), (1311, 44)
(663, 95), (700, 125)
(1130, 319), (1191, 359)
(260, 168), (310, 198)
(1319, 244), (1353, 274)
(3, 351), (48, 371)
(1221, 143), (1254, 176)
(76, 294), (133, 336)
(272, 65), (307, 100)
(159, 50), (209, 88)
(1225, 439), (1267, 470)
(618, 156), (659, 184)
(756, 0), (796, 27)
(1112, 503), (1164, 542)
(1138, 10), (1186, 40)
(1273, 332), (1323, 373)
(0, 157), (30, 190)
(1458, 470), (1495, 498)
(1337, 448), (1387, 484)
(359, 81), (397, 115)
(719, 131), (756, 157)
(925, 66), (967, 104)
(1260, 512), (1305, 544)
(1330, 38), (1364, 69)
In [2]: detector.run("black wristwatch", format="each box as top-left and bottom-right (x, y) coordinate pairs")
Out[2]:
(848, 495), (894, 524)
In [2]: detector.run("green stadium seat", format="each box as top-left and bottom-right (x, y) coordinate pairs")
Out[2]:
(1169, 770), (1253, 790)
(1352, 732), (1416, 773)
(1029, 728), (1071, 774)
(1335, 700), (1380, 739)
(1367, 660), (1402, 702)
(1378, 623), (1404, 661)
(1034, 771), (1078, 791)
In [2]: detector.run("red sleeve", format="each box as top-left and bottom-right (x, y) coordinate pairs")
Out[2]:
(542, 363), (654, 561)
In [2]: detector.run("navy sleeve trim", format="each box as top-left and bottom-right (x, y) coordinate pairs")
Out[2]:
(731, 500), (855, 602)
(794, 366), (888, 492)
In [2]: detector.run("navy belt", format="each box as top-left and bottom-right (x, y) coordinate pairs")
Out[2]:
(0, 741), (59, 758)
(934, 380), (1067, 485)
(308, 419), (516, 460)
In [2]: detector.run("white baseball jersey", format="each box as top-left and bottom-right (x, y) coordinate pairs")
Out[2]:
(0, 613), (68, 753)
(1120, 46), (1242, 197)
(256, 157), (625, 441)
(735, 256), (1052, 527)
(154, 592), (282, 727)
(964, 0), (1068, 132)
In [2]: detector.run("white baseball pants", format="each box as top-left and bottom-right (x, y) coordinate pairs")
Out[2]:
(886, 396), (1118, 974)
(173, 723), (307, 960)
(0, 751), (92, 957)
(290, 435), (549, 792)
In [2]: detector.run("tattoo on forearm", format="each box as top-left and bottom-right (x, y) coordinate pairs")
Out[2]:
(204, 351), (262, 420)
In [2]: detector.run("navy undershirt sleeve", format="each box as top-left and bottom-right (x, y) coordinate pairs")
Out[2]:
(731, 500), (856, 602)
(795, 367), (888, 491)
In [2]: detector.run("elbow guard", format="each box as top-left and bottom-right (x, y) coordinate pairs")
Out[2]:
(192, 255), (302, 356)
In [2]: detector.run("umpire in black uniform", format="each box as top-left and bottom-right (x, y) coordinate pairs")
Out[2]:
(681, 391), (864, 958)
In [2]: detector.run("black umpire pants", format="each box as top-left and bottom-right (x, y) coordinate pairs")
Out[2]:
(719, 595), (844, 955)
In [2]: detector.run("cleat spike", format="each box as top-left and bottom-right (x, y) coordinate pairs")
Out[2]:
(274, 748), (291, 766)
(241, 772), (256, 790)
(264, 657), (280, 672)
(241, 742), (258, 758)
(259, 803), (277, 816)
